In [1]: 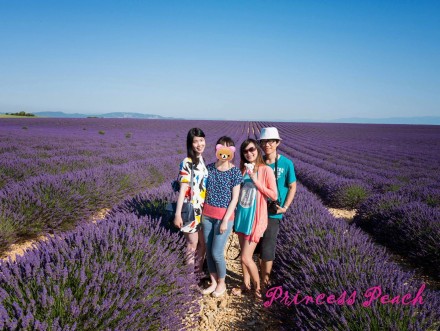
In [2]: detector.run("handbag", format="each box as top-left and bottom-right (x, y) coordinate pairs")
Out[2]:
(165, 163), (195, 228)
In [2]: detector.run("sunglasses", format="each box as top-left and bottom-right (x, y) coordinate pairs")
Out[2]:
(259, 139), (278, 146)
(243, 146), (257, 154)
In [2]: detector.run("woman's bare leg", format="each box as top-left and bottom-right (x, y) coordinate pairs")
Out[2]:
(196, 230), (206, 273)
(238, 235), (254, 290)
(184, 232), (199, 267)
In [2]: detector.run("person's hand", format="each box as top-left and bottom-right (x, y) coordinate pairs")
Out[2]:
(174, 215), (183, 229)
(219, 220), (228, 234)
(276, 205), (287, 214)
(248, 171), (257, 182)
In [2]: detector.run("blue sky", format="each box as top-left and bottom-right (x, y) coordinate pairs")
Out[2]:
(1, 1), (439, 121)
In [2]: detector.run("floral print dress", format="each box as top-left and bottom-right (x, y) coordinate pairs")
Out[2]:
(178, 157), (208, 233)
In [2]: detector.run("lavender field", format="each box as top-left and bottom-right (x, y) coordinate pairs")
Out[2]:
(0, 118), (439, 330)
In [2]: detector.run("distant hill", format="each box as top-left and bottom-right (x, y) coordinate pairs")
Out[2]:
(331, 116), (440, 125)
(32, 111), (170, 119)
(33, 111), (87, 118)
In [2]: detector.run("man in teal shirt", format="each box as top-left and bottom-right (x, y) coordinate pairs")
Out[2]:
(258, 127), (297, 290)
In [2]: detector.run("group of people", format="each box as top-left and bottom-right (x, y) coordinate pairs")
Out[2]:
(173, 127), (297, 300)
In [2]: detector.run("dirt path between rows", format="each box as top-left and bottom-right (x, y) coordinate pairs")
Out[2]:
(328, 207), (356, 221)
(184, 233), (282, 331)
(187, 208), (357, 330)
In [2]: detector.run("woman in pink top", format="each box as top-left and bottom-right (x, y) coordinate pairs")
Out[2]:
(233, 139), (277, 300)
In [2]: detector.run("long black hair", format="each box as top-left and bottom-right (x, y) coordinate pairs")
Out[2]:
(187, 127), (205, 166)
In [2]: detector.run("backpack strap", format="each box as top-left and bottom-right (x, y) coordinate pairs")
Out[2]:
(189, 162), (195, 199)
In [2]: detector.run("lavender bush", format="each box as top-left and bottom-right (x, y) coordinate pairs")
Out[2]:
(292, 158), (372, 208)
(268, 185), (440, 330)
(354, 193), (440, 277)
(109, 183), (179, 232)
(0, 212), (199, 330)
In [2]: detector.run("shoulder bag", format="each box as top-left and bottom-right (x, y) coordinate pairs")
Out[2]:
(165, 163), (195, 228)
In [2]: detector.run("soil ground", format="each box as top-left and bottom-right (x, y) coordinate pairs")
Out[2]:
(184, 233), (282, 331)
(328, 207), (356, 222)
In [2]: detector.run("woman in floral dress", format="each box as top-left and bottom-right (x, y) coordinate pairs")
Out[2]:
(174, 128), (209, 273)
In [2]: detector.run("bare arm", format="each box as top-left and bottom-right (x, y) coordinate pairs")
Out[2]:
(220, 184), (240, 233)
(174, 182), (189, 228)
(276, 181), (297, 214)
(284, 181), (297, 208)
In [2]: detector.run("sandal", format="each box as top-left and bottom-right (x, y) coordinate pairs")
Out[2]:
(231, 284), (251, 297)
(201, 287), (216, 295)
(254, 288), (263, 301)
(212, 287), (227, 298)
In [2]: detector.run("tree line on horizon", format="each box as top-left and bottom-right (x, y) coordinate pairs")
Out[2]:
(4, 111), (35, 117)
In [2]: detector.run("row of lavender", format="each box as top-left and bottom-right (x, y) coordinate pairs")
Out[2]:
(0, 118), (249, 254)
(253, 122), (440, 277)
(270, 184), (440, 330)
(0, 198), (200, 330)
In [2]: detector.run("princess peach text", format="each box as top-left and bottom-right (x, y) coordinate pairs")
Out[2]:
(263, 284), (426, 308)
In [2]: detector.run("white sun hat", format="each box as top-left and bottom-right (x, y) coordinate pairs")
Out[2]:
(259, 127), (282, 141)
